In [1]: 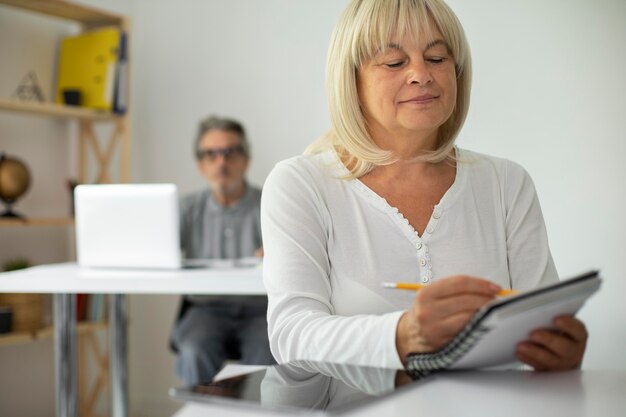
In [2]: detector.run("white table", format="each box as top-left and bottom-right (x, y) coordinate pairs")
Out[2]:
(0, 262), (265, 417)
(172, 369), (626, 417)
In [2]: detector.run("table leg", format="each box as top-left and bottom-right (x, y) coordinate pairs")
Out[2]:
(109, 294), (128, 417)
(53, 293), (77, 417)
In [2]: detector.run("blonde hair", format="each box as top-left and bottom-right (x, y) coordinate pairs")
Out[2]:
(307, 0), (472, 178)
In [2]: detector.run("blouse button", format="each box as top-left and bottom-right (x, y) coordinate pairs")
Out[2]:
(426, 227), (434, 234)
(419, 258), (427, 267)
(421, 276), (429, 283)
(433, 211), (441, 219)
(416, 242), (423, 250)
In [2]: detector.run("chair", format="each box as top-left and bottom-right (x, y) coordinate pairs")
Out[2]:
(169, 297), (241, 360)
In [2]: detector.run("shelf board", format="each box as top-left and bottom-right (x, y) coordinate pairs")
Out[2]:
(0, 321), (107, 347)
(0, 98), (121, 121)
(35, 320), (108, 340)
(0, 331), (33, 346)
(0, 217), (74, 227)
(0, 0), (125, 27)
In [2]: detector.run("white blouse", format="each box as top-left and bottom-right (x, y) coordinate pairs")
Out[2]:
(261, 148), (558, 369)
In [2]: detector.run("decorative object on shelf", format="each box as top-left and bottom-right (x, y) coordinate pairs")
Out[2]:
(3, 258), (31, 272)
(0, 294), (42, 332)
(67, 178), (79, 216)
(62, 88), (82, 106)
(0, 152), (31, 218)
(0, 307), (12, 334)
(11, 71), (46, 103)
(0, 258), (41, 332)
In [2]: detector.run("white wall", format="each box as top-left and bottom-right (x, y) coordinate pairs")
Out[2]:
(1, 0), (624, 416)
(130, 0), (347, 191)
(448, 0), (626, 371)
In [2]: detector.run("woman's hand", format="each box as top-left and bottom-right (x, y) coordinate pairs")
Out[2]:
(396, 275), (502, 362)
(516, 316), (588, 371)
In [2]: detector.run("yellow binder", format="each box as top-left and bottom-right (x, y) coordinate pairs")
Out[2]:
(56, 28), (120, 110)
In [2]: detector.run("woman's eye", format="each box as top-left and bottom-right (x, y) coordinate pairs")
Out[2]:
(426, 57), (447, 64)
(385, 61), (405, 68)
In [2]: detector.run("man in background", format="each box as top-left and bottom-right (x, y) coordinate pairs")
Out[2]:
(170, 115), (274, 385)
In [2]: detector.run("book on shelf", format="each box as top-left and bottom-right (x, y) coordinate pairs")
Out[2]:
(73, 294), (107, 322)
(86, 294), (102, 322)
(112, 31), (128, 114)
(55, 27), (128, 113)
(76, 294), (88, 321)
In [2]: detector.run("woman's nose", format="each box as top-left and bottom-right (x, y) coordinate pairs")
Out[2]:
(406, 59), (433, 86)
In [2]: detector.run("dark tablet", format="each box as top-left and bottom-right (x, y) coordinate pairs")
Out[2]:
(170, 360), (421, 415)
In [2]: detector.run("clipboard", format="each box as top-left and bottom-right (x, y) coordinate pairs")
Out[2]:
(405, 270), (601, 376)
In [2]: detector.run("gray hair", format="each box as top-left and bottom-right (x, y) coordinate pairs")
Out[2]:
(194, 115), (250, 159)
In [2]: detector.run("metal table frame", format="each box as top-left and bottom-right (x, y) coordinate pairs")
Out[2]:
(0, 263), (265, 417)
(54, 294), (128, 417)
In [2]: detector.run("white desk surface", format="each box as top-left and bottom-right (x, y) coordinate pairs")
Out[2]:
(0, 262), (265, 295)
(171, 370), (626, 417)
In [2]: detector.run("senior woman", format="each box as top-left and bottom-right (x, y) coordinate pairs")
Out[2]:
(261, 0), (587, 372)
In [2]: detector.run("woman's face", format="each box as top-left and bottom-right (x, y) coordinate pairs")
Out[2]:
(357, 25), (457, 148)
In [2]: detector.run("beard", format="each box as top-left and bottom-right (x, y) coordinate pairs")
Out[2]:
(213, 171), (245, 198)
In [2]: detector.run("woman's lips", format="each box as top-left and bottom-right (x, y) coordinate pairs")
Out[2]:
(400, 94), (438, 104)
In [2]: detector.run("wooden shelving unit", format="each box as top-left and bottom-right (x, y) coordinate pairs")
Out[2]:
(0, 217), (74, 227)
(0, 320), (107, 347)
(0, 97), (122, 121)
(0, 0), (132, 213)
(0, 0), (132, 188)
(0, 320), (111, 417)
(0, 0), (124, 27)
(0, 1), (132, 415)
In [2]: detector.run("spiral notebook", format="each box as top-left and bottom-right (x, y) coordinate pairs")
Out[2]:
(405, 270), (601, 377)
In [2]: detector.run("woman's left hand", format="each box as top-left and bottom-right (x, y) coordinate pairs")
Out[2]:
(516, 316), (588, 371)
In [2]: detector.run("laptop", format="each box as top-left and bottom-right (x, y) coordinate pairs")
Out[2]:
(74, 183), (187, 269)
(74, 183), (262, 269)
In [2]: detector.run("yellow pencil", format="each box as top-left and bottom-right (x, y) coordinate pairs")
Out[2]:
(381, 282), (518, 297)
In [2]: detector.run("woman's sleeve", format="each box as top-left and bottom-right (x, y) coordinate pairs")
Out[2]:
(261, 159), (404, 369)
(503, 161), (559, 290)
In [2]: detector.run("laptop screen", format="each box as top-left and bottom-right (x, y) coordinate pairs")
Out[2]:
(74, 183), (182, 269)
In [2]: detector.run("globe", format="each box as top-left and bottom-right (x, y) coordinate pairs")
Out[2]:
(0, 152), (31, 218)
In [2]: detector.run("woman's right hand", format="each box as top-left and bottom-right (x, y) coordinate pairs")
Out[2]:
(395, 275), (502, 362)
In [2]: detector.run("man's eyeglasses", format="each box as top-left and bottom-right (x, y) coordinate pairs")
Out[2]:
(196, 145), (246, 162)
